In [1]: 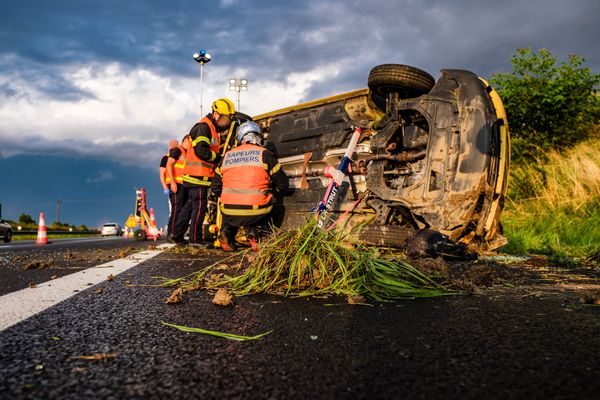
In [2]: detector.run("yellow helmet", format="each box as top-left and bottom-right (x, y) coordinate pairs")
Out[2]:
(211, 98), (235, 116)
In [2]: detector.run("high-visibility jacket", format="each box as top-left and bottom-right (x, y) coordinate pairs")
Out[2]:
(219, 143), (273, 216)
(183, 117), (220, 186)
(166, 145), (186, 184)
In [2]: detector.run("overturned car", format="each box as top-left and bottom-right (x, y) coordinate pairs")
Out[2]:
(252, 64), (510, 253)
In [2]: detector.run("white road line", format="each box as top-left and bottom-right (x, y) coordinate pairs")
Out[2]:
(0, 243), (175, 332)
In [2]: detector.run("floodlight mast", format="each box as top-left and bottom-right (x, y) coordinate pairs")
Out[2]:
(228, 78), (248, 111)
(193, 50), (212, 115)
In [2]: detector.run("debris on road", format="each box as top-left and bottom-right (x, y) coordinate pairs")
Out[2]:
(161, 322), (272, 341)
(107, 274), (114, 281)
(347, 295), (367, 304)
(69, 353), (118, 361)
(165, 288), (184, 304)
(580, 290), (600, 305)
(165, 221), (452, 301)
(23, 261), (52, 270)
(212, 288), (233, 306)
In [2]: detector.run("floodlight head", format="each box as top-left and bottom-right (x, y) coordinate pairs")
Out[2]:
(193, 50), (212, 63)
(240, 79), (248, 85)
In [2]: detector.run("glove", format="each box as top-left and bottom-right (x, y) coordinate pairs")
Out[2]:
(163, 188), (170, 195)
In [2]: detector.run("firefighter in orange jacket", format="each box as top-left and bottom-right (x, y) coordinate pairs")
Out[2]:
(160, 139), (178, 234)
(165, 135), (189, 235)
(169, 98), (235, 246)
(210, 121), (289, 251)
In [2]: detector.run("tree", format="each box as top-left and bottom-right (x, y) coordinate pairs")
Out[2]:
(491, 48), (600, 156)
(18, 213), (35, 225)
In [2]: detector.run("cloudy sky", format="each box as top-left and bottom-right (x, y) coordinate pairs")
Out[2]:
(0, 0), (598, 226)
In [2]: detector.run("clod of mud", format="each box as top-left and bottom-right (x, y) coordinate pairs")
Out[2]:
(348, 295), (366, 304)
(165, 288), (184, 304)
(28, 282), (37, 288)
(406, 228), (477, 261)
(580, 290), (600, 305)
(212, 288), (234, 306)
(107, 274), (114, 281)
(23, 261), (53, 270)
(95, 288), (103, 295)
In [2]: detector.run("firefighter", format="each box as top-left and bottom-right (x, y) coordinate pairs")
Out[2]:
(169, 98), (235, 246)
(165, 135), (189, 236)
(210, 121), (289, 251)
(160, 139), (178, 233)
(160, 139), (178, 194)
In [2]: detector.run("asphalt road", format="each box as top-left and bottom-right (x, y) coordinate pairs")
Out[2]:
(1, 248), (599, 399)
(0, 236), (160, 296)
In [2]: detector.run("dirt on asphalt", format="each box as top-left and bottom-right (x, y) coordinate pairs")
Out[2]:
(162, 245), (600, 307)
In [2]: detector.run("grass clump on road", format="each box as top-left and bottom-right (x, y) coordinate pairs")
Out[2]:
(168, 221), (452, 301)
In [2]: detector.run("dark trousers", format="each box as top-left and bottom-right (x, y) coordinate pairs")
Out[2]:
(173, 186), (208, 243)
(220, 213), (270, 243)
(168, 184), (187, 235)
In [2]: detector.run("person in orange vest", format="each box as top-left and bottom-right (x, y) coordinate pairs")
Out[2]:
(169, 98), (235, 246)
(160, 139), (178, 194)
(165, 135), (189, 235)
(160, 139), (178, 233)
(210, 121), (289, 251)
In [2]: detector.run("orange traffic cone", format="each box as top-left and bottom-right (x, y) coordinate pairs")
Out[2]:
(149, 208), (157, 228)
(36, 212), (48, 245)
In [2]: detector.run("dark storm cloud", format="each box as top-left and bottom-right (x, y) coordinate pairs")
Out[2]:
(2, 0), (598, 94)
(1, 0), (598, 162)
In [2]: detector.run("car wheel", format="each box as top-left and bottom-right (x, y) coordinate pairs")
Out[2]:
(134, 229), (146, 241)
(3, 229), (12, 243)
(368, 64), (435, 99)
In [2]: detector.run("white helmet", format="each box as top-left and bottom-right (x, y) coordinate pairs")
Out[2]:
(236, 121), (263, 145)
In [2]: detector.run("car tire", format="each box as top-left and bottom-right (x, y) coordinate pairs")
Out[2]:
(358, 224), (414, 248)
(3, 229), (12, 243)
(368, 64), (435, 99)
(134, 229), (146, 241)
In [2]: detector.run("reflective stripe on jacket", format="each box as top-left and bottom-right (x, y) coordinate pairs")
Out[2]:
(219, 143), (272, 216)
(166, 145), (186, 184)
(183, 117), (220, 186)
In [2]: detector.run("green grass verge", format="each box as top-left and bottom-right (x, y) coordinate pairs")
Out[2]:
(502, 200), (600, 258)
(12, 233), (101, 241)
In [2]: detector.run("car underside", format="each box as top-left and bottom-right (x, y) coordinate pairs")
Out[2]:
(251, 64), (510, 254)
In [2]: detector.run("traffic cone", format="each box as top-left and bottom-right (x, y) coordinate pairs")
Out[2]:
(36, 212), (48, 245)
(123, 226), (129, 238)
(149, 208), (157, 228)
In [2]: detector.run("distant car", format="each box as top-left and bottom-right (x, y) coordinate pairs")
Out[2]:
(0, 219), (13, 243)
(101, 222), (121, 236)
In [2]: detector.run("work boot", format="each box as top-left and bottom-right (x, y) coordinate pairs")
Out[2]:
(168, 234), (187, 245)
(219, 234), (236, 252)
(248, 236), (259, 252)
